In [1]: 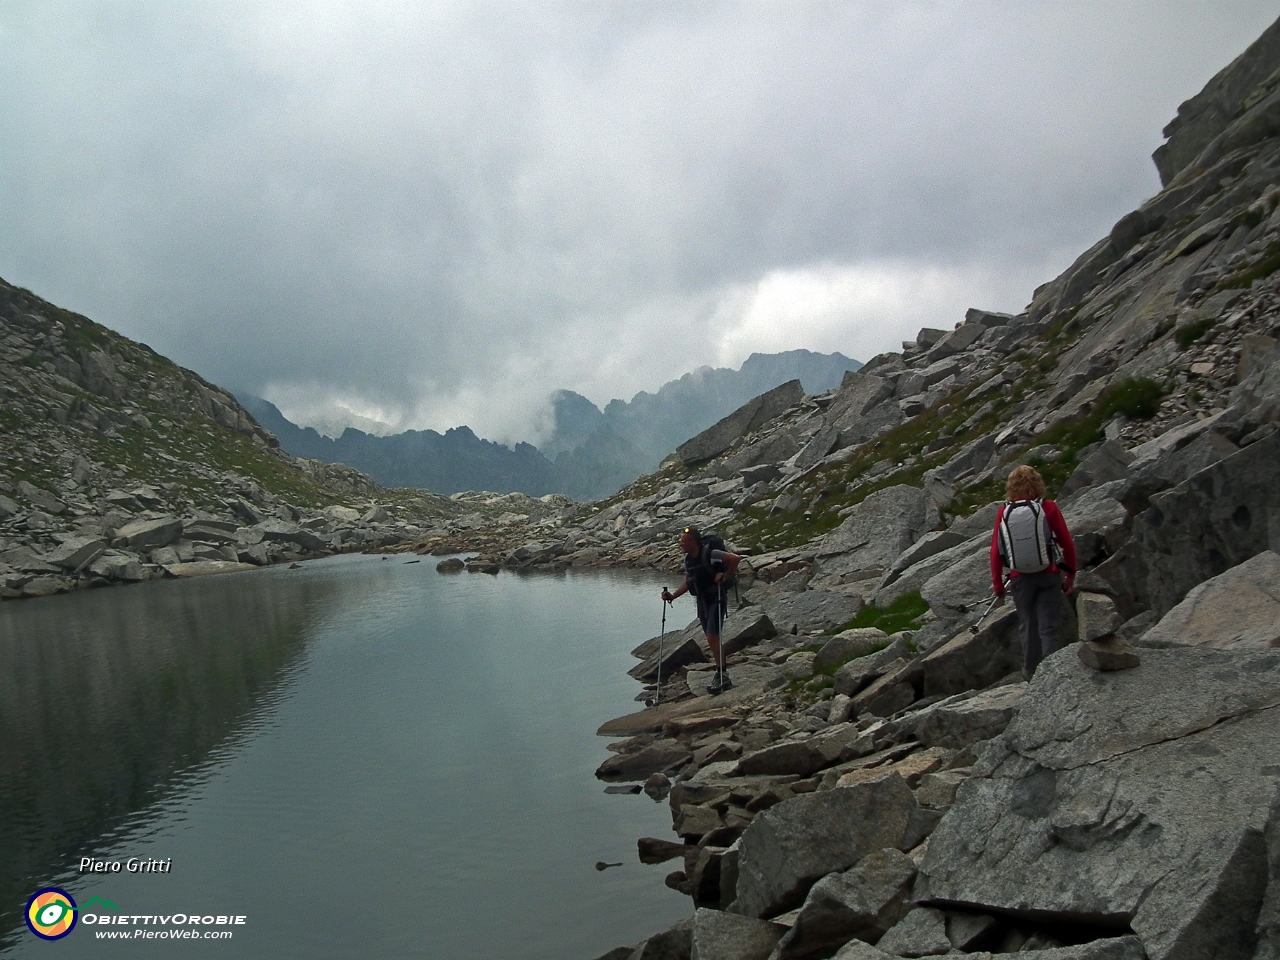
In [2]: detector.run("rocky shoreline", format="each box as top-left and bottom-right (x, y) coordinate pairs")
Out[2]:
(577, 387), (1280, 960)
(0, 473), (587, 601)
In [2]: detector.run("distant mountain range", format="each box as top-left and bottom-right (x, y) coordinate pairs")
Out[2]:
(238, 349), (862, 500)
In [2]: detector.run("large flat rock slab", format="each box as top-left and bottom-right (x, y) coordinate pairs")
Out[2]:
(814, 485), (939, 583)
(1139, 549), (1280, 650)
(1097, 429), (1280, 620)
(598, 661), (781, 738)
(920, 646), (1280, 960)
(753, 591), (865, 636)
(677, 380), (804, 467)
(734, 770), (918, 919)
(114, 516), (183, 550)
(162, 560), (259, 578)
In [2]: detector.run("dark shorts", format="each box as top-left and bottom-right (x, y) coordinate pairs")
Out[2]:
(697, 594), (728, 636)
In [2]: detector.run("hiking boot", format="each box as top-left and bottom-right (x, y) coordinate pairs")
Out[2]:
(706, 672), (733, 695)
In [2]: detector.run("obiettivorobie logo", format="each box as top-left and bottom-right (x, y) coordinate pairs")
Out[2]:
(25, 889), (243, 942)
(25, 889), (114, 941)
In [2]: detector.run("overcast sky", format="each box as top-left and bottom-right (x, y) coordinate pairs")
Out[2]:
(2, 2), (1277, 443)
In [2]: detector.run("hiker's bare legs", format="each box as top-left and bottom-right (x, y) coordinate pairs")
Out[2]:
(707, 632), (723, 670)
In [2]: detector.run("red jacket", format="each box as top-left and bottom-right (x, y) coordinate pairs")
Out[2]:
(990, 499), (1076, 594)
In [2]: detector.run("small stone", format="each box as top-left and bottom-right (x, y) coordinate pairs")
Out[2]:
(773, 848), (916, 959)
(944, 910), (998, 950)
(361, 504), (390, 524)
(914, 769), (970, 809)
(690, 907), (785, 960)
(1078, 637), (1142, 671)
(151, 546), (180, 566)
(875, 906), (950, 957)
(674, 803), (724, 841)
(22, 575), (67, 597)
(782, 651), (817, 679)
(115, 516), (183, 550)
(644, 772), (672, 800)
(1076, 591), (1122, 642)
(16, 480), (66, 514)
(827, 694), (854, 724)
(44, 536), (106, 570)
(638, 837), (687, 864)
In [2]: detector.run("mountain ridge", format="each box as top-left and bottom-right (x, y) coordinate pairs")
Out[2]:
(241, 348), (862, 500)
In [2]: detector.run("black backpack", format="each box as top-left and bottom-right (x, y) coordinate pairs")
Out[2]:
(685, 533), (736, 596)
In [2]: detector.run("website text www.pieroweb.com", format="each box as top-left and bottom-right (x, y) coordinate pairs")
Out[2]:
(87, 913), (245, 941)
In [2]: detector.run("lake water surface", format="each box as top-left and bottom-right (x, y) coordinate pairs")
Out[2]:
(0, 554), (689, 958)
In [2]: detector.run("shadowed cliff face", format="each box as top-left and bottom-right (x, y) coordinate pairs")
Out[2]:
(0, 570), (346, 946)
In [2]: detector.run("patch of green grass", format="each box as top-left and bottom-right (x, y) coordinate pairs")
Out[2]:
(827, 591), (929, 636)
(808, 640), (893, 679)
(75, 417), (345, 509)
(948, 475), (1006, 519)
(1175, 317), (1216, 349)
(46, 302), (114, 355)
(1095, 377), (1166, 421)
(984, 375), (1166, 496)
(732, 496), (853, 554)
(728, 375), (1018, 550)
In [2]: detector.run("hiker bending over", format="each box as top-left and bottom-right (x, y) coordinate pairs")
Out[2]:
(990, 465), (1077, 680)
(662, 527), (741, 694)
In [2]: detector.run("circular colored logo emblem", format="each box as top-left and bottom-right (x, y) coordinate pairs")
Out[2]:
(26, 888), (78, 941)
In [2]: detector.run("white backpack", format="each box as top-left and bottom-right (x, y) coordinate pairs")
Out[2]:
(998, 499), (1057, 574)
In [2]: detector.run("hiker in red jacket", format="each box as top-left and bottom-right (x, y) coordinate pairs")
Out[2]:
(990, 465), (1077, 680)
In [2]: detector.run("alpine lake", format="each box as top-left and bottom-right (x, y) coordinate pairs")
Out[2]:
(0, 553), (690, 958)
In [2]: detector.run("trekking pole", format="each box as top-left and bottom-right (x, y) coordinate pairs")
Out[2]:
(654, 597), (669, 706)
(717, 582), (725, 690)
(969, 579), (1009, 634)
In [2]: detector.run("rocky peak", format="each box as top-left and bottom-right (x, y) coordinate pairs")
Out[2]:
(1154, 14), (1280, 186)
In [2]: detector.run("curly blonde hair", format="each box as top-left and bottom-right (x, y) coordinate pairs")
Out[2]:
(1006, 464), (1047, 501)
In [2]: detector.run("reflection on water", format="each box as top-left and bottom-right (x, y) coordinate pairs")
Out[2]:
(0, 570), (343, 945)
(0, 556), (688, 959)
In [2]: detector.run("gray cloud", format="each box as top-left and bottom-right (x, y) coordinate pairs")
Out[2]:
(2, 1), (1276, 442)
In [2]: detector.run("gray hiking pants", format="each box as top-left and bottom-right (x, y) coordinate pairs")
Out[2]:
(1010, 570), (1065, 679)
